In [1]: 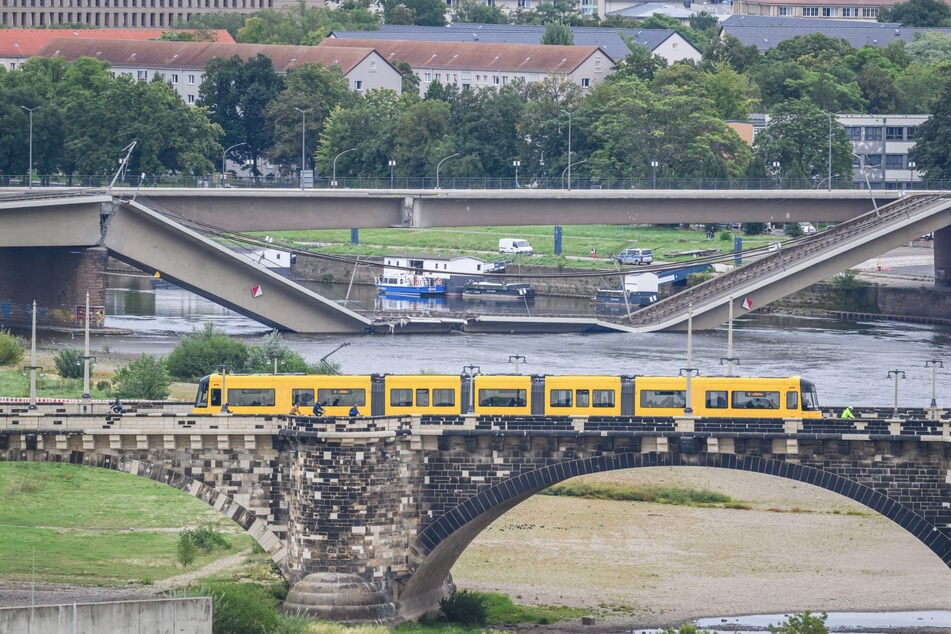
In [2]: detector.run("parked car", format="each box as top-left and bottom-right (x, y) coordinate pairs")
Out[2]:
(616, 248), (653, 265)
(499, 238), (534, 255)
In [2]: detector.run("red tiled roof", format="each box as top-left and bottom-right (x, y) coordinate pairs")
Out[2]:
(0, 28), (235, 57)
(317, 38), (613, 72)
(33, 38), (383, 75)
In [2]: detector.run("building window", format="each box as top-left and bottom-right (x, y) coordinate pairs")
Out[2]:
(862, 7), (878, 16)
(517, 0), (527, 6)
(846, 126), (862, 140)
(581, 77), (590, 87)
(187, 94), (195, 104)
(821, 6), (837, 15)
(778, 5), (792, 14)
(354, 79), (363, 90)
(594, 59), (601, 71)
(842, 7), (857, 15)
(493, 75), (500, 85)
(424, 72), (431, 81)
(906, 126), (916, 140)
(865, 154), (882, 167)
(885, 154), (904, 169)
(369, 60), (376, 72)
(187, 74), (195, 85)
(171, 72), (178, 83)
(802, 6), (818, 16)
(864, 126), (882, 140)
(886, 126), (904, 141)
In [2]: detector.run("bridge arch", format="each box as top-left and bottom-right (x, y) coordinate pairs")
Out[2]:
(0, 452), (287, 568)
(400, 451), (951, 604)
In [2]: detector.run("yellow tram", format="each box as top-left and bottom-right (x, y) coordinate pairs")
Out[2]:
(192, 372), (822, 419)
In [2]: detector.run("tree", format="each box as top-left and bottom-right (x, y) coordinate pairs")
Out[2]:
(542, 23), (574, 45)
(111, 354), (172, 400)
(908, 80), (951, 178)
(612, 41), (667, 82)
(316, 90), (402, 178)
(244, 331), (310, 373)
(382, 0), (447, 26)
(453, 0), (507, 23)
(880, 0), (951, 25)
(264, 62), (356, 175)
(177, 531), (197, 568)
(768, 612), (828, 634)
(198, 54), (284, 183)
(165, 323), (250, 380)
(751, 99), (853, 185)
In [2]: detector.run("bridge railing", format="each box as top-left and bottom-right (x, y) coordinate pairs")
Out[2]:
(621, 193), (949, 327)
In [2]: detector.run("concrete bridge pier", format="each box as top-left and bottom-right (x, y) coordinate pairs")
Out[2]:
(280, 431), (451, 623)
(934, 226), (951, 287)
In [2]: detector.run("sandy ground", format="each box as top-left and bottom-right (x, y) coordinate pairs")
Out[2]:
(1, 469), (949, 632)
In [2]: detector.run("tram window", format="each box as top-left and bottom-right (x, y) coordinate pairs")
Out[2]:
(228, 388), (275, 407)
(705, 390), (728, 408)
(640, 389), (686, 408)
(210, 388), (221, 407)
(318, 388), (366, 407)
(292, 389), (314, 406)
(802, 387), (819, 410)
(433, 389), (455, 407)
(550, 389), (572, 407)
(390, 388), (413, 407)
(576, 390), (589, 407)
(592, 390), (615, 407)
(416, 389), (430, 407)
(195, 381), (209, 407)
(786, 391), (798, 410)
(478, 388), (526, 407)
(733, 391), (779, 409)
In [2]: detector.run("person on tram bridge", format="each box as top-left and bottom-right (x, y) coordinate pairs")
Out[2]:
(841, 405), (855, 419)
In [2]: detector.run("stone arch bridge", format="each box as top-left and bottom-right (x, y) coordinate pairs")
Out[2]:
(1, 405), (949, 622)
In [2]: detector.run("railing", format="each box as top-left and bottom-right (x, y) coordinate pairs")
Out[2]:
(622, 192), (951, 327)
(4, 173), (951, 191)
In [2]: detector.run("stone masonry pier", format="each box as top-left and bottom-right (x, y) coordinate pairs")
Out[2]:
(1, 405), (949, 623)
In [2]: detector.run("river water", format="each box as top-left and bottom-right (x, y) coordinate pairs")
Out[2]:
(87, 282), (951, 408)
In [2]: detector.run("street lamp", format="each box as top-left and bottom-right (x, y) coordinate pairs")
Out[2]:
(294, 107), (310, 189)
(562, 159), (586, 189)
(650, 160), (658, 189)
(512, 159), (521, 188)
(388, 159), (396, 189)
(771, 161), (781, 189)
(21, 300), (42, 410)
(218, 364), (231, 414)
(21, 105), (38, 189)
(925, 359), (942, 408)
(508, 354), (527, 374)
(561, 109), (572, 190)
(332, 147), (357, 188)
(908, 160), (916, 189)
(221, 142), (247, 187)
(81, 291), (94, 400)
(887, 369), (905, 418)
(436, 152), (460, 189)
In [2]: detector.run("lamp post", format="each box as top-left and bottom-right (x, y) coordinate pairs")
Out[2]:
(332, 147), (357, 188)
(21, 105), (38, 189)
(512, 160), (520, 188)
(388, 159), (396, 189)
(650, 160), (658, 189)
(218, 364), (230, 414)
(925, 359), (942, 408)
(887, 369), (905, 418)
(562, 159), (586, 189)
(561, 109), (572, 191)
(771, 161), (781, 189)
(81, 291), (95, 401)
(908, 160), (916, 189)
(436, 152), (460, 189)
(508, 354), (526, 374)
(680, 303), (698, 415)
(221, 142), (246, 187)
(827, 113), (834, 191)
(22, 300), (42, 410)
(294, 107), (310, 189)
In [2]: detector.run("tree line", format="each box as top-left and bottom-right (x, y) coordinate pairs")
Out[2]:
(6, 0), (951, 185)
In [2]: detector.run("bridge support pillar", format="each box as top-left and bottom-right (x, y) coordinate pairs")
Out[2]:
(281, 434), (439, 623)
(934, 227), (951, 287)
(0, 246), (107, 328)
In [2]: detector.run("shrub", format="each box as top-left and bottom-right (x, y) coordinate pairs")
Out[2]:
(719, 230), (732, 241)
(182, 523), (231, 552)
(244, 331), (309, 374)
(0, 328), (24, 366)
(784, 222), (803, 238)
(440, 589), (487, 627)
(165, 323), (249, 380)
(54, 348), (85, 379)
(742, 222), (766, 236)
(177, 532), (197, 568)
(188, 583), (281, 634)
(112, 354), (172, 399)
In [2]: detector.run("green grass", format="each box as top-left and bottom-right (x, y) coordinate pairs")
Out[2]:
(540, 481), (735, 507)
(256, 224), (779, 268)
(0, 368), (112, 400)
(0, 462), (250, 586)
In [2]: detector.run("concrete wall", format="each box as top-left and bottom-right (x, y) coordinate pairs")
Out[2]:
(0, 597), (211, 634)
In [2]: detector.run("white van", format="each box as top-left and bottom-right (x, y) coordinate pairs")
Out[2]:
(499, 238), (534, 255)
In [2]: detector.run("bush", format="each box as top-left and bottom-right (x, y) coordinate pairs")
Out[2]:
(177, 531), (197, 568)
(784, 222), (803, 238)
(165, 323), (249, 380)
(189, 583), (281, 634)
(182, 523), (231, 552)
(112, 354), (172, 399)
(742, 222), (766, 236)
(0, 328), (24, 366)
(440, 589), (487, 627)
(244, 331), (309, 374)
(54, 348), (85, 379)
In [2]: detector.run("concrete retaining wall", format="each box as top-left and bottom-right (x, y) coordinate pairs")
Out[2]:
(0, 597), (212, 634)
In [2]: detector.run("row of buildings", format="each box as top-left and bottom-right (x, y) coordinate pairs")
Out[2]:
(0, 25), (936, 188)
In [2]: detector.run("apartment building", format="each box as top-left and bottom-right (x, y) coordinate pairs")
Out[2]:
(721, 15), (951, 50)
